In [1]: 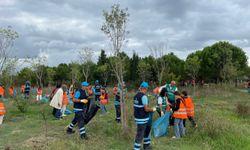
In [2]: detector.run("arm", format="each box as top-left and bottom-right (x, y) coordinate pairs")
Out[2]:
(144, 104), (155, 112)
(72, 91), (88, 103)
(142, 95), (155, 112)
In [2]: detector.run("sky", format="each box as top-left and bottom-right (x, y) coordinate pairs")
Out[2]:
(0, 0), (250, 66)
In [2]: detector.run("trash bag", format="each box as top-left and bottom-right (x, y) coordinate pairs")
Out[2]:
(248, 88), (250, 93)
(41, 96), (49, 103)
(152, 111), (171, 138)
(64, 109), (72, 115)
(84, 100), (100, 125)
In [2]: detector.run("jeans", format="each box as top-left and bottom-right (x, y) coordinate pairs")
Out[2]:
(134, 124), (151, 150)
(174, 118), (185, 138)
(183, 116), (197, 127)
(52, 108), (61, 119)
(115, 105), (121, 122)
(101, 104), (107, 113)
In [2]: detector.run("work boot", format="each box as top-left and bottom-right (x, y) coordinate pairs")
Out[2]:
(66, 128), (75, 134)
(143, 144), (153, 150)
(80, 134), (89, 140)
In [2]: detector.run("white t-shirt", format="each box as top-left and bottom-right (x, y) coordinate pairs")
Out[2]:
(157, 97), (163, 105)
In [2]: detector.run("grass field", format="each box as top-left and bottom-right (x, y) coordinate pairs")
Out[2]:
(0, 84), (250, 150)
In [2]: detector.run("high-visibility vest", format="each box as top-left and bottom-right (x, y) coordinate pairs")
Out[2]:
(100, 93), (108, 104)
(9, 88), (14, 96)
(0, 102), (6, 115)
(62, 92), (68, 105)
(153, 87), (160, 94)
(87, 86), (93, 95)
(21, 85), (24, 93)
(173, 96), (187, 119)
(184, 97), (195, 117)
(0, 86), (4, 96)
(37, 89), (43, 96)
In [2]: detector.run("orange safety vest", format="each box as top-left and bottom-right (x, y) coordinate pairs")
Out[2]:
(62, 92), (69, 105)
(153, 87), (160, 94)
(0, 102), (6, 115)
(184, 97), (195, 117)
(0, 86), (4, 96)
(37, 89), (43, 96)
(100, 93), (108, 104)
(9, 88), (14, 96)
(173, 96), (187, 119)
(21, 85), (24, 93)
(88, 86), (93, 95)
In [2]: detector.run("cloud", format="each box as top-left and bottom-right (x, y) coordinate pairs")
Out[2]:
(0, 0), (249, 66)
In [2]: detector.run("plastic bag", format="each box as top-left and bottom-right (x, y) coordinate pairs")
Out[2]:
(84, 100), (100, 125)
(152, 111), (171, 138)
(64, 109), (72, 115)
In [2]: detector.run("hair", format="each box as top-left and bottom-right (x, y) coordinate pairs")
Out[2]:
(56, 81), (62, 88)
(181, 91), (188, 97)
(159, 88), (167, 97)
(174, 91), (181, 96)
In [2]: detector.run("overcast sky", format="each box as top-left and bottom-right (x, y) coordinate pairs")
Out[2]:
(0, 0), (250, 66)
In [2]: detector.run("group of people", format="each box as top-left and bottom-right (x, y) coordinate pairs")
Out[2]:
(133, 81), (197, 150)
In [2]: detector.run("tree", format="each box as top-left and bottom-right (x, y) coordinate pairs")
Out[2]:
(16, 67), (36, 85)
(28, 55), (47, 87)
(69, 62), (81, 85)
(96, 63), (109, 86)
(129, 51), (140, 81)
(46, 67), (56, 86)
(137, 60), (151, 81)
(1, 58), (18, 87)
(78, 47), (94, 82)
(0, 26), (18, 75)
(101, 4), (130, 134)
(150, 43), (168, 85)
(97, 49), (107, 66)
(185, 54), (200, 96)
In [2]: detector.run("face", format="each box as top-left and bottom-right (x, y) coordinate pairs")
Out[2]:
(82, 86), (88, 90)
(171, 81), (176, 87)
(140, 88), (148, 94)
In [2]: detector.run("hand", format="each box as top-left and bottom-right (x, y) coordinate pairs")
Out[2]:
(152, 107), (156, 112)
(161, 111), (164, 116)
(170, 108), (173, 113)
(80, 99), (88, 104)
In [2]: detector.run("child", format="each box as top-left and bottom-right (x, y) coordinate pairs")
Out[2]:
(61, 89), (69, 117)
(36, 86), (43, 101)
(182, 91), (197, 128)
(100, 88), (108, 113)
(8, 86), (14, 97)
(172, 91), (187, 139)
(0, 99), (6, 125)
(156, 88), (168, 117)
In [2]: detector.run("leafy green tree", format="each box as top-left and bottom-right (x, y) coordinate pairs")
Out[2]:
(97, 49), (107, 66)
(129, 51), (140, 82)
(46, 67), (56, 86)
(137, 60), (151, 81)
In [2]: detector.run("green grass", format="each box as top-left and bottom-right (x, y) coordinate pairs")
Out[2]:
(0, 85), (250, 150)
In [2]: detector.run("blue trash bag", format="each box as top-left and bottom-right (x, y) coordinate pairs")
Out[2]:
(41, 96), (49, 103)
(248, 88), (250, 93)
(152, 111), (171, 138)
(64, 109), (72, 115)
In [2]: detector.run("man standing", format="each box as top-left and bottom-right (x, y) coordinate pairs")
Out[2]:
(92, 80), (102, 103)
(24, 81), (31, 99)
(66, 81), (89, 140)
(160, 81), (178, 106)
(134, 82), (156, 150)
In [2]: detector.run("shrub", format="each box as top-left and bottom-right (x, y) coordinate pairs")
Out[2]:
(14, 96), (30, 113)
(236, 102), (250, 117)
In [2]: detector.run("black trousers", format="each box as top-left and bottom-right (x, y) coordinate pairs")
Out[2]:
(68, 111), (86, 135)
(95, 95), (100, 102)
(115, 105), (121, 122)
(134, 124), (151, 149)
(183, 116), (197, 127)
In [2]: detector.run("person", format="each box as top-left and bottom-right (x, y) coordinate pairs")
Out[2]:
(0, 99), (6, 125)
(66, 81), (89, 140)
(68, 84), (74, 101)
(165, 81), (178, 105)
(61, 84), (69, 117)
(21, 84), (24, 93)
(100, 88), (108, 113)
(182, 91), (197, 128)
(114, 82), (127, 123)
(49, 82), (63, 119)
(133, 82), (156, 150)
(0, 84), (5, 98)
(36, 86), (43, 101)
(8, 86), (14, 97)
(92, 80), (102, 103)
(156, 88), (169, 117)
(247, 81), (250, 93)
(24, 81), (31, 98)
(172, 91), (187, 139)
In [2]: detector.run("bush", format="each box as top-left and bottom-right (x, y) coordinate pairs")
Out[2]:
(14, 96), (30, 113)
(236, 102), (250, 117)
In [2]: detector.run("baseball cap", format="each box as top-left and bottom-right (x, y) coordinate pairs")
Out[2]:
(81, 81), (89, 87)
(140, 82), (149, 89)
